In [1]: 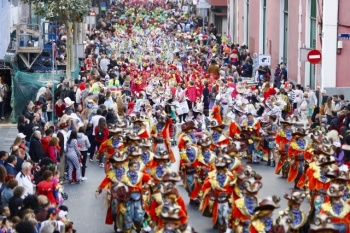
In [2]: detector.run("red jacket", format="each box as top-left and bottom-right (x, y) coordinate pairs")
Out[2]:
(46, 145), (58, 164)
(186, 86), (197, 102)
(41, 136), (51, 152)
(263, 88), (277, 102)
(94, 127), (109, 143)
(54, 103), (66, 118)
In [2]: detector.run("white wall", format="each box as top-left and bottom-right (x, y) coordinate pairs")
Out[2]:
(321, 0), (338, 88)
(0, 0), (11, 58)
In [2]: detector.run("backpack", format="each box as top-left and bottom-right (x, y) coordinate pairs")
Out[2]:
(96, 129), (104, 140)
(300, 99), (308, 111)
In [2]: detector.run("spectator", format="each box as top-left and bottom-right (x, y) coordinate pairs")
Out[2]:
(41, 128), (54, 153)
(46, 137), (60, 164)
(36, 170), (56, 205)
(66, 130), (81, 183)
(29, 131), (46, 163)
(5, 155), (18, 177)
(93, 118), (109, 167)
(0, 151), (8, 166)
(77, 126), (90, 181)
(207, 60), (219, 76)
(15, 162), (34, 198)
(1, 179), (18, 206)
(8, 186), (24, 218)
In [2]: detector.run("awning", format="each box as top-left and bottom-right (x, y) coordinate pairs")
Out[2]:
(205, 0), (227, 6)
(213, 12), (227, 16)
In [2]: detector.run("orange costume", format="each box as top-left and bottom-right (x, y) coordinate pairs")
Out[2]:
(287, 136), (307, 184)
(189, 148), (216, 200)
(212, 104), (222, 124)
(228, 119), (241, 139)
(177, 121), (198, 151)
(321, 182), (350, 233)
(151, 116), (175, 162)
(200, 168), (235, 230)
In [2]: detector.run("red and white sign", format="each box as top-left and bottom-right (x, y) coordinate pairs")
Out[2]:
(307, 50), (322, 64)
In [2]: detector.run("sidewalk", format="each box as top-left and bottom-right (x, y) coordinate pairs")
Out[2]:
(0, 125), (18, 151)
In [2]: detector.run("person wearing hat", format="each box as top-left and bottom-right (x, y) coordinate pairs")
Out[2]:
(211, 99), (223, 125)
(287, 128), (308, 189)
(149, 147), (171, 184)
(276, 119), (293, 177)
(305, 148), (336, 219)
(96, 152), (129, 232)
(277, 191), (308, 232)
(130, 114), (149, 139)
(119, 161), (153, 233)
(94, 124), (124, 170)
(177, 121), (197, 151)
(179, 140), (199, 206)
(155, 204), (191, 233)
(139, 138), (155, 175)
(308, 212), (340, 233)
(320, 174), (350, 233)
(241, 113), (261, 164)
(232, 176), (263, 233)
(149, 172), (187, 229)
(208, 119), (229, 151)
(190, 135), (216, 202)
(249, 196), (280, 233)
(200, 156), (235, 233)
(150, 112), (175, 163)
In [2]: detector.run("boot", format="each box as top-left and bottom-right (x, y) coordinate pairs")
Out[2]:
(246, 154), (253, 163)
(183, 114), (187, 122)
(265, 160), (271, 166)
(178, 115), (183, 123)
(270, 161), (276, 167)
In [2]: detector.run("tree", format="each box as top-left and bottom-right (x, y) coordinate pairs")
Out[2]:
(22, 0), (91, 84)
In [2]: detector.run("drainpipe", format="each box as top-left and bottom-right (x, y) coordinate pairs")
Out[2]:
(297, 0), (302, 84)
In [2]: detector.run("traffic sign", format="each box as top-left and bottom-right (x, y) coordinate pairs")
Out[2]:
(338, 33), (350, 40)
(197, 0), (211, 9)
(258, 55), (271, 66)
(307, 49), (322, 64)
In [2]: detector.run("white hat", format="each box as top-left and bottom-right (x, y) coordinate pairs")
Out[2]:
(17, 133), (26, 139)
(333, 141), (341, 148)
(64, 97), (75, 107)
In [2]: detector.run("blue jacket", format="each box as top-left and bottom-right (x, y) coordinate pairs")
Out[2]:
(5, 164), (18, 176)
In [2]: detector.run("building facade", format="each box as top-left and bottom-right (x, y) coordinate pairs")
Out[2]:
(203, 0), (350, 89)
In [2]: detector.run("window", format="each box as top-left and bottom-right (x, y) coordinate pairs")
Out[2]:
(262, 0), (267, 54)
(309, 0), (317, 88)
(283, 0), (288, 64)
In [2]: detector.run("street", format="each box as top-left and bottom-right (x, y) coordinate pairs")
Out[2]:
(0, 126), (309, 233)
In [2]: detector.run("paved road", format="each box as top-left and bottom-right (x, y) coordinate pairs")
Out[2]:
(0, 126), (310, 233)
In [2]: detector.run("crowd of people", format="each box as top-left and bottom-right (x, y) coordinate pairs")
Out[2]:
(1, 0), (350, 233)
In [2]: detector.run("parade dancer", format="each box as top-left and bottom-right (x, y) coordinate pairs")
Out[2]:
(200, 156), (236, 233)
(308, 147), (335, 218)
(151, 112), (175, 162)
(232, 176), (262, 233)
(278, 191), (308, 232)
(177, 121), (198, 151)
(139, 138), (155, 175)
(190, 135), (216, 202)
(95, 152), (128, 231)
(130, 114), (150, 139)
(250, 196), (280, 233)
(275, 119), (293, 177)
(321, 173), (350, 233)
(150, 172), (187, 230)
(208, 119), (230, 151)
(241, 113), (261, 163)
(287, 128), (307, 190)
(180, 140), (199, 206)
(121, 161), (153, 233)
